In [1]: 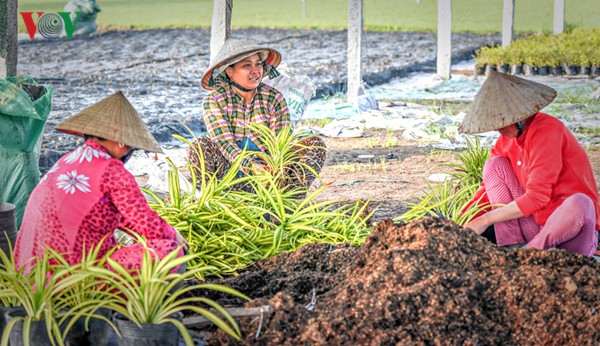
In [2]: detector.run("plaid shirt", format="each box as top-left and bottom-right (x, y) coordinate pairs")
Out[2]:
(203, 83), (290, 165)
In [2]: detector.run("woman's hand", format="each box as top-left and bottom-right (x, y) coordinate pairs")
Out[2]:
(464, 216), (490, 235)
(252, 162), (271, 174)
(465, 202), (525, 235)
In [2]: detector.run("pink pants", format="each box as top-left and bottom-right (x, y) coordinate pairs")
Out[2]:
(483, 156), (598, 257)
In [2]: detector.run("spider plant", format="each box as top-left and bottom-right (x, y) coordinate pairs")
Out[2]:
(50, 239), (119, 343)
(442, 136), (490, 187)
(86, 245), (248, 345)
(143, 123), (372, 278)
(0, 244), (20, 310)
(0, 247), (95, 346)
(246, 124), (325, 188)
(395, 136), (491, 225)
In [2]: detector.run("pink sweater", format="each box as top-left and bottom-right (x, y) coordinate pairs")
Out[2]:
(15, 140), (176, 269)
(467, 113), (600, 230)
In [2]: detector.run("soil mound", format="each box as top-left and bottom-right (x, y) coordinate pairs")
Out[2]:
(198, 217), (599, 345)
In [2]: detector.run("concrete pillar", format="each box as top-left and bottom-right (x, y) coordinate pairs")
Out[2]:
(347, 0), (364, 106)
(437, 0), (452, 80)
(502, 0), (515, 47)
(210, 0), (233, 62)
(0, 0), (18, 77)
(553, 0), (565, 35)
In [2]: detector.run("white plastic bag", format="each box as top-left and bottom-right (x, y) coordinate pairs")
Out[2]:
(264, 69), (315, 125)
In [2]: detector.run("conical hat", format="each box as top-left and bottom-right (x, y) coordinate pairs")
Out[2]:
(56, 91), (163, 153)
(201, 38), (281, 90)
(460, 71), (557, 134)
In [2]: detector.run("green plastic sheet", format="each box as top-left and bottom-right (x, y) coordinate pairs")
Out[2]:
(0, 76), (54, 229)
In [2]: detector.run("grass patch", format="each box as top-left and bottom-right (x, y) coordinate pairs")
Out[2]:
(418, 99), (472, 116)
(17, 0), (600, 33)
(297, 117), (336, 128)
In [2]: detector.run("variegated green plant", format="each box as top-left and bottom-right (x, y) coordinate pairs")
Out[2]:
(48, 239), (120, 341)
(85, 245), (247, 345)
(0, 247), (95, 346)
(143, 123), (372, 278)
(395, 136), (492, 225)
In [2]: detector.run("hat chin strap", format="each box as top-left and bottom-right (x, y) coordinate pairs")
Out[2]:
(516, 121), (524, 137)
(230, 80), (256, 93)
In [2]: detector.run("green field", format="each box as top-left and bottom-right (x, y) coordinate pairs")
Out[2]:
(17, 0), (600, 33)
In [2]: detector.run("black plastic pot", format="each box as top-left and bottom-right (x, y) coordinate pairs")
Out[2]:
(0, 306), (10, 342)
(580, 66), (591, 76)
(563, 64), (580, 76)
(66, 308), (113, 346)
(113, 312), (182, 346)
(496, 64), (509, 73)
(550, 66), (563, 75)
(591, 65), (600, 77)
(6, 309), (56, 346)
(0, 203), (17, 260)
(484, 64), (497, 75)
(510, 64), (522, 75)
(522, 64), (538, 76)
(538, 66), (549, 75)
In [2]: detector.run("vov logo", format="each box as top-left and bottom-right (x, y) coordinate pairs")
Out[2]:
(20, 12), (81, 39)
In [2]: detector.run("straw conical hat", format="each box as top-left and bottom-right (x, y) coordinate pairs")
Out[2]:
(201, 38), (281, 90)
(460, 71), (557, 134)
(56, 91), (163, 153)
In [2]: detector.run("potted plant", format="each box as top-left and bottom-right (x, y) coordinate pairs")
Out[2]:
(55, 240), (119, 346)
(590, 50), (600, 77)
(491, 47), (509, 74)
(549, 49), (564, 75)
(0, 246), (20, 342)
(576, 50), (592, 76)
(521, 43), (540, 76)
(87, 244), (248, 346)
(474, 46), (492, 76)
(0, 248), (94, 346)
(506, 45), (523, 75)
(537, 50), (554, 75)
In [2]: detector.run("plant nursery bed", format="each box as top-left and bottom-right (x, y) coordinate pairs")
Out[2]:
(187, 217), (600, 345)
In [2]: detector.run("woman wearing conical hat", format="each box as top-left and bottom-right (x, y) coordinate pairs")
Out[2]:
(188, 38), (326, 191)
(14, 92), (188, 271)
(461, 72), (599, 257)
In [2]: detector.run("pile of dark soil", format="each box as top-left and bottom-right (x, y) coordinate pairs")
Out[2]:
(193, 217), (599, 345)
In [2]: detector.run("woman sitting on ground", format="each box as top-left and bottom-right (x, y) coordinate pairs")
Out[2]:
(188, 38), (326, 190)
(14, 91), (188, 271)
(461, 72), (599, 257)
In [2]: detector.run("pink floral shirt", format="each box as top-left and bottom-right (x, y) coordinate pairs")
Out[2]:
(14, 140), (176, 269)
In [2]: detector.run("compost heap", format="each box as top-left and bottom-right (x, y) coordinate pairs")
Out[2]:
(193, 217), (600, 345)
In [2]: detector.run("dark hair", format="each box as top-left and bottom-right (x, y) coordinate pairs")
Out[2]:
(84, 134), (106, 141)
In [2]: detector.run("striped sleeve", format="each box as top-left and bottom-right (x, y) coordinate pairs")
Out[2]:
(202, 91), (243, 163)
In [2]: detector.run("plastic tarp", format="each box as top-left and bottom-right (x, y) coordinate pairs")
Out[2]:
(0, 76), (53, 229)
